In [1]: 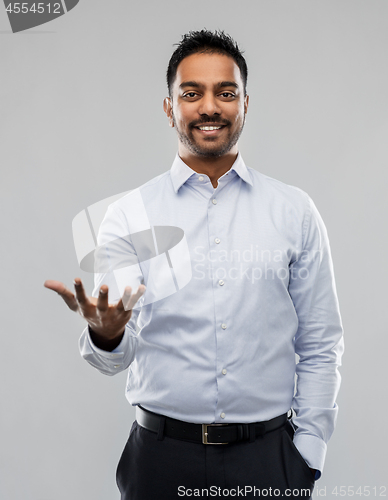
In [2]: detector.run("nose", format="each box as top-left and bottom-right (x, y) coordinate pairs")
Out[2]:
(198, 93), (221, 117)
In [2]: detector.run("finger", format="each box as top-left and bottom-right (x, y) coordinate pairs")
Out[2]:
(116, 286), (132, 312)
(121, 284), (146, 312)
(96, 285), (109, 312)
(44, 279), (79, 312)
(73, 278), (92, 309)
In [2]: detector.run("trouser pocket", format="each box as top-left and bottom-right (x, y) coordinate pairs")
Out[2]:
(280, 422), (315, 497)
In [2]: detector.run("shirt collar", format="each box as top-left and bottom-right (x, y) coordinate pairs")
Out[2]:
(170, 152), (253, 193)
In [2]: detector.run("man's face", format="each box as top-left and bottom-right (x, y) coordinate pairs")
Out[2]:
(164, 52), (249, 158)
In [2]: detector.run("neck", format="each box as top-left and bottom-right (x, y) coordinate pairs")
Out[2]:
(178, 146), (238, 188)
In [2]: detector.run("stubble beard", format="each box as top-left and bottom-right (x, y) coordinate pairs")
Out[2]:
(172, 112), (246, 158)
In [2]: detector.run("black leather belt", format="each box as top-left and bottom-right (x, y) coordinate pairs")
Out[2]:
(136, 406), (288, 445)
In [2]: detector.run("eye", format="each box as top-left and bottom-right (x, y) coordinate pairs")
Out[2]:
(219, 92), (235, 99)
(183, 92), (198, 99)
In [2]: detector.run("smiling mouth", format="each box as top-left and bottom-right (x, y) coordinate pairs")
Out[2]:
(193, 124), (227, 136)
(197, 125), (223, 131)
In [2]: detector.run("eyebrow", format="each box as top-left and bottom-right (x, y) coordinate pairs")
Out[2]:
(179, 81), (239, 90)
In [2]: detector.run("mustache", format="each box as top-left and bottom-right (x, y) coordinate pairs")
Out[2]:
(189, 118), (231, 128)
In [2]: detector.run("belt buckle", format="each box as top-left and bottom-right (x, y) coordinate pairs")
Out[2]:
(202, 423), (229, 445)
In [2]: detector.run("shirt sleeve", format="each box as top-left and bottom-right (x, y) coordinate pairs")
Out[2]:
(78, 202), (144, 375)
(288, 194), (344, 479)
(79, 320), (139, 376)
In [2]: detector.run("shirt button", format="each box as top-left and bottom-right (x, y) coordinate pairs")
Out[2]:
(221, 323), (227, 330)
(198, 176), (204, 181)
(212, 199), (217, 205)
(218, 280), (225, 286)
(220, 412), (226, 419)
(215, 238), (221, 244)
(222, 368), (227, 375)
(114, 365), (120, 368)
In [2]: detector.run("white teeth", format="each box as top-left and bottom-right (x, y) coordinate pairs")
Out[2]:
(198, 126), (222, 131)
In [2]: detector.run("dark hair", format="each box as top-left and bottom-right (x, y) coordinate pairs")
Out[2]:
(167, 29), (248, 97)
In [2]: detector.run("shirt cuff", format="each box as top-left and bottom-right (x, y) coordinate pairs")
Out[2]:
(79, 323), (138, 375)
(293, 433), (326, 480)
(86, 324), (132, 355)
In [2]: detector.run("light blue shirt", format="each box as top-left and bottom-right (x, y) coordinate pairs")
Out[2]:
(79, 152), (344, 478)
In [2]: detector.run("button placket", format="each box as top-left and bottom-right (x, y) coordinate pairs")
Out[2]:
(208, 190), (231, 420)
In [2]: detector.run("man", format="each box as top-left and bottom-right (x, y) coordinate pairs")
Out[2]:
(45, 30), (344, 499)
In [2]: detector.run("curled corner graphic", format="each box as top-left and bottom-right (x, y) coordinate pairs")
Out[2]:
(72, 191), (192, 309)
(4, 0), (79, 33)
(63, 0), (79, 9)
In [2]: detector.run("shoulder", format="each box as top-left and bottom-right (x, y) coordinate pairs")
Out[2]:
(247, 166), (311, 212)
(109, 170), (172, 213)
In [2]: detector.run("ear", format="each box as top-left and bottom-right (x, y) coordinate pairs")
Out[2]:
(163, 97), (174, 128)
(244, 94), (249, 116)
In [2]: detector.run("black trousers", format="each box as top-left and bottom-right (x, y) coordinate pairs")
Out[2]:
(116, 419), (315, 499)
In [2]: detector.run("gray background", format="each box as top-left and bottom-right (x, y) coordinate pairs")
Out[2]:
(1, 1), (387, 498)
